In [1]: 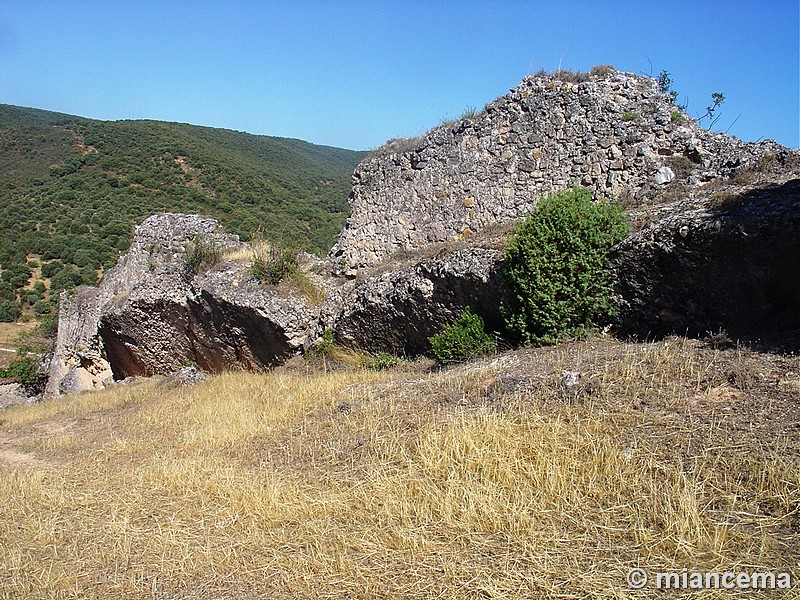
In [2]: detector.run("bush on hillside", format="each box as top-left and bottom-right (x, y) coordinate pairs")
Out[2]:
(0, 282), (15, 302)
(0, 111), (363, 313)
(429, 307), (498, 365)
(501, 188), (628, 346)
(0, 299), (21, 322)
(0, 354), (46, 395)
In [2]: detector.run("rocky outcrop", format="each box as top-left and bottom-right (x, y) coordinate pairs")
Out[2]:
(611, 179), (800, 343)
(316, 244), (506, 355)
(46, 214), (319, 396)
(320, 178), (800, 354)
(0, 382), (37, 410)
(45, 286), (112, 396)
(314, 178), (800, 356)
(330, 68), (796, 271)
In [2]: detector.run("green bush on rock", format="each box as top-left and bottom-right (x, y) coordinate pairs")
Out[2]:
(501, 188), (628, 346)
(429, 307), (498, 365)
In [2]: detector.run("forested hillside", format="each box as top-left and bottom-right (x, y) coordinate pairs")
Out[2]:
(0, 104), (365, 324)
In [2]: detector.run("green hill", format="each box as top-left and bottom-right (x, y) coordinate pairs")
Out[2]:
(0, 104), (366, 324)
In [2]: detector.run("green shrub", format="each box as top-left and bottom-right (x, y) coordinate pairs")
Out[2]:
(0, 282), (15, 302)
(2, 262), (32, 289)
(429, 307), (498, 365)
(501, 188), (628, 346)
(360, 351), (403, 371)
(657, 70), (680, 104)
(305, 328), (336, 359)
(35, 311), (59, 337)
(184, 234), (221, 276)
(460, 106), (479, 120)
(49, 265), (83, 292)
(33, 299), (52, 316)
(0, 354), (46, 395)
(0, 299), (21, 322)
(320, 328), (335, 348)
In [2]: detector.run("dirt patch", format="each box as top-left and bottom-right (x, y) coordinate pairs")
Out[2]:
(0, 448), (48, 469)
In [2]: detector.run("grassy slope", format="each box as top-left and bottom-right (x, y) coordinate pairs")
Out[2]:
(0, 104), (365, 322)
(1, 337), (797, 598)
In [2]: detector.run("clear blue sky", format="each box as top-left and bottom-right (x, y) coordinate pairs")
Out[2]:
(1, 1), (798, 150)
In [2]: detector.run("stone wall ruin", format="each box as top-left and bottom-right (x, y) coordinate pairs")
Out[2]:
(330, 68), (793, 271)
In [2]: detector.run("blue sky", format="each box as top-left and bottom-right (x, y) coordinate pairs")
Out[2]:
(1, 1), (798, 150)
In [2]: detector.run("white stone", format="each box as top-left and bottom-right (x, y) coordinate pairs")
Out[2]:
(655, 166), (675, 185)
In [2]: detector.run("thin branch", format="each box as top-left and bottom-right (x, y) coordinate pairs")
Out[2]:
(724, 113), (742, 135)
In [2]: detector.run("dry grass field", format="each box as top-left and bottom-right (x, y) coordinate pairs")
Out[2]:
(1, 336), (798, 598)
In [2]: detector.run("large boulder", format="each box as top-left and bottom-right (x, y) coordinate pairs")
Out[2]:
(316, 244), (506, 355)
(611, 179), (800, 343)
(46, 214), (319, 395)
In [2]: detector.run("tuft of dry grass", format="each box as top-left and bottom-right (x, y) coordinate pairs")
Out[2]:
(222, 242), (326, 306)
(0, 338), (798, 598)
(222, 246), (255, 262)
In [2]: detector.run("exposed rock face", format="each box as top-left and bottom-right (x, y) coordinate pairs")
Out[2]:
(0, 382), (36, 410)
(45, 286), (112, 396)
(611, 179), (800, 342)
(317, 245), (506, 355)
(330, 68), (795, 271)
(46, 214), (318, 395)
(318, 179), (800, 355)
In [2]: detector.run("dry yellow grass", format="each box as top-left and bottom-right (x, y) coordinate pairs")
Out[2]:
(0, 337), (798, 598)
(221, 246), (255, 262)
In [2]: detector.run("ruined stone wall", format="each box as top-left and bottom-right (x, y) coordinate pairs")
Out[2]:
(331, 68), (795, 270)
